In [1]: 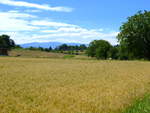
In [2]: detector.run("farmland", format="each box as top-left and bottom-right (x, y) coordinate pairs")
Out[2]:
(0, 57), (150, 113)
(8, 49), (90, 60)
(9, 49), (65, 58)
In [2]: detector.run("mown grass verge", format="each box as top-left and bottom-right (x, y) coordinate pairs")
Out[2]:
(122, 94), (150, 113)
(63, 55), (75, 59)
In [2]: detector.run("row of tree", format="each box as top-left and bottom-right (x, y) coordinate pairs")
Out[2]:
(26, 44), (87, 55)
(55, 44), (87, 51)
(87, 11), (150, 60)
(14, 44), (87, 54)
(23, 44), (87, 51)
(0, 35), (87, 55)
(25, 46), (53, 52)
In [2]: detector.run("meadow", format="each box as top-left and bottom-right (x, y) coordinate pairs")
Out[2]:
(0, 57), (150, 113)
(9, 49), (65, 58)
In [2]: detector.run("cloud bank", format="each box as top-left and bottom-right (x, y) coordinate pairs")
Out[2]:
(0, 10), (118, 45)
(0, 0), (73, 12)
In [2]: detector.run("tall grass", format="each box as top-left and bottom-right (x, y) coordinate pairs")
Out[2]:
(0, 57), (150, 113)
(122, 95), (150, 113)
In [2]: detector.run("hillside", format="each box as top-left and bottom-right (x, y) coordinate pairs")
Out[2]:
(8, 49), (90, 60)
(9, 49), (65, 58)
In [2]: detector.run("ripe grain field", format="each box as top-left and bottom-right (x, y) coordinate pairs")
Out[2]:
(0, 57), (150, 113)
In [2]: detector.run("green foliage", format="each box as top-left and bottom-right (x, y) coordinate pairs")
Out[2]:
(0, 34), (15, 49)
(26, 46), (53, 52)
(56, 44), (87, 51)
(79, 44), (87, 51)
(0, 34), (15, 55)
(87, 40), (112, 59)
(108, 45), (119, 59)
(14, 45), (23, 49)
(63, 55), (75, 59)
(57, 44), (68, 51)
(22, 44), (86, 55)
(122, 95), (150, 113)
(117, 10), (150, 60)
(49, 46), (52, 51)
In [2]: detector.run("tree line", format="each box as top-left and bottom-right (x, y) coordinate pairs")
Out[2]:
(0, 40), (87, 55)
(55, 44), (87, 51)
(1, 10), (150, 60)
(87, 10), (150, 60)
(21, 44), (87, 54)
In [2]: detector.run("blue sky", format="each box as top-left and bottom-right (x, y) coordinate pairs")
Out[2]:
(0, 0), (150, 44)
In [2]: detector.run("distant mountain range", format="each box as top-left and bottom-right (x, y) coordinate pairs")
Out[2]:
(20, 42), (88, 48)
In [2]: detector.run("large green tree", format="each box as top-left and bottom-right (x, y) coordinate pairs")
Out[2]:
(87, 40), (112, 59)
(108, 45), (119, 59)
(0, 35), (15, 49)
(117, 11), (150, 60)
(0, 35), (15, 55)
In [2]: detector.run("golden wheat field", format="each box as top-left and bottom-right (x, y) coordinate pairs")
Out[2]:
(0, 57), (150, 113)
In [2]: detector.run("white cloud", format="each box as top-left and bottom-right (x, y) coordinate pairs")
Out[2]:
(42, 27), (88, 33)
(7, 10), (36, 18)
(0, 31), (32, 43)
(0, 11), (38, 31)
(0, 11), (39, 31)
(0, 11), (118, 45)
(31, 20), (77, 28)
(33, 30), (118, 45)
(24, 9), (42, 13)
(39, 25), (118, 44)
(0, 0), (73, 12)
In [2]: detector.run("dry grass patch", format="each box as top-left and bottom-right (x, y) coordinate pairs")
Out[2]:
(0, 57), (150, 113)
(9, 49), (65, 58)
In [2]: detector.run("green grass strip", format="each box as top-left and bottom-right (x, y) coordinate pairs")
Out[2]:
(122, 95), (150, 113)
